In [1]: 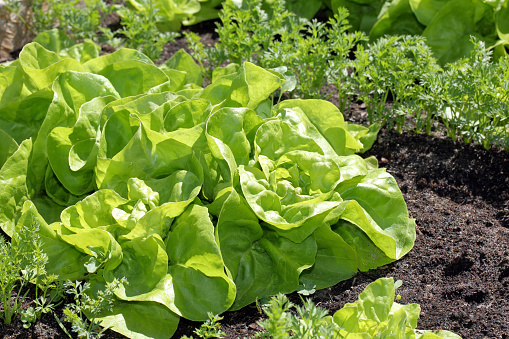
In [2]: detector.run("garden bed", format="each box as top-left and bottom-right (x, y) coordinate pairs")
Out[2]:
(1, 102), (507, 338)
(1, 11), (508, 339)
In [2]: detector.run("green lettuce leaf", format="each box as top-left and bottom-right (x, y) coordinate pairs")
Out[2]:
(495, 0), (509, 42)
(370, 0), (425, 41)
(0, 139), (32, 237)
(106, 204), (236, 321)
(0, 66), (32, 111)
(161, 49), (203, 87)
(32, 29), (75, 54)
(30, 71), (119, 197)
(164, 204), (236, 320)
(164, 98), (212, 132)
(299, 223), (358, 290)
(46, 96), (117, 196)
(95, 110), (200, 196)
(422, 0), (489, 64)
(332, 278), (462, 338)
(225, 62), (286, 109)
(274, 99), (364, 155)
(337, 169), (416, 260)
(17, 42), (84, 91)
(94, 299), (180, 339)
(60, 189), (132, 237)
(86, 60), (168, 98)
(57, 226), (123, 273)
(102, 91), (185, 133)
(409, 0), (449, 26)
(206, 107), (263, 184)
(33, 29), (100, 63)
(105, 234), (169, 303)
(0, 130), (18, 168)
(216, 189), (316, 310)
(332, 278), (419, 336)
(0, 62), (54, 143)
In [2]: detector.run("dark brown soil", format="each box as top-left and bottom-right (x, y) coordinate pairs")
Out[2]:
(2, 13), (509, 339)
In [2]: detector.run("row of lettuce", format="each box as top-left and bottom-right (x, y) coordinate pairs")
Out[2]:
(32, 0), (509, 64)
(129, 0), (509, 64)
(0, 36), (461, 337)
(17, 0), (509, 150)
(333, 0), (509, 64)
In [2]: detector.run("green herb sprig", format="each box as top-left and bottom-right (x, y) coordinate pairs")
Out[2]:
(117, 0), (179, 61)
(60, 278), (126, 339)
(0, 220), (63, 326)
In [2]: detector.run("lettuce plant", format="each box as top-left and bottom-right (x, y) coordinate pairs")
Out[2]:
(251, 278), (462, 338)
(331, 278), (461, 338)
(0, 37), (416, 338)
(125, 0), (223, 32)
(331, 0), (509, 63)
